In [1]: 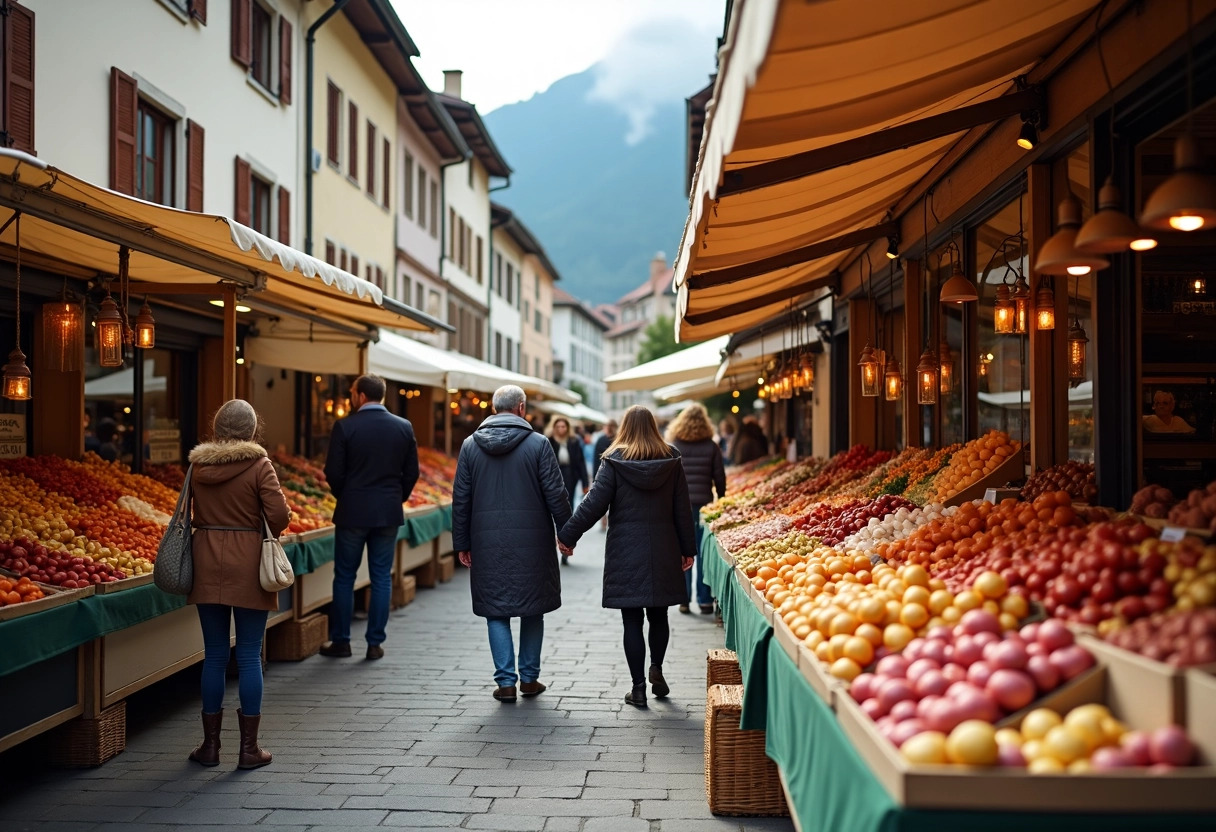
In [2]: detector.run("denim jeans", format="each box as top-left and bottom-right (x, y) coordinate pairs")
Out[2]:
(486, 615), (544, 687)
(196, 604), (269, 714)
(684, 522), (713, 606)
(330, 525), (397, 646)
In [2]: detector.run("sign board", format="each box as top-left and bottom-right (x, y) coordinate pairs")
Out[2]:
(146, 419), (181, 465)
(1160, 526), (1187, 543)
(0, 414), (27, 458)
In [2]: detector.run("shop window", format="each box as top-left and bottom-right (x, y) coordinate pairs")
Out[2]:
(136, 101), (175, 206)
(249, 173), (272, 237)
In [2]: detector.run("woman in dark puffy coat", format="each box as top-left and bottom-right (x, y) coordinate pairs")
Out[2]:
(558, 406), (696, 708)
(666, 403), (725, 615)
(547, 417), (588, 565)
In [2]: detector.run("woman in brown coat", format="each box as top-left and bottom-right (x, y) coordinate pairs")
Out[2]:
(186, 399), (290, 769)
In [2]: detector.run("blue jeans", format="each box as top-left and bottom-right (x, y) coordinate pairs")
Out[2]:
(684, 522), (713, 606)
(486, 615), (544, 687)
(330, 525), (397, 646)
(196, 604), (269, 715)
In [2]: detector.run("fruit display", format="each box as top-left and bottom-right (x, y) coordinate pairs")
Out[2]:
(0, 575), (45, 606)
(931, 430), (1020, 502)
(840, 503), (951, 559)
(270, 452), (336, 531)
(716, 515), (793, 554)
(1103, 608), (1216, 667)
(1023, 461), (1098, 503)
(1129, 484), (1177, 519)
(795, 495), (917, 546)
(1165, 480), (1216, 532)
(0, 537), (129, 586)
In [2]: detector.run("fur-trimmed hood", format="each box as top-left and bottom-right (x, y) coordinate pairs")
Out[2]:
(188, 440), (269, 485)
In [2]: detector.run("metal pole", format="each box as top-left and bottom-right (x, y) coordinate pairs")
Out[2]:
(304, 0), (352, 255)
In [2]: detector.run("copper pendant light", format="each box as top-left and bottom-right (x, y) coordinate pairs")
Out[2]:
(41, 291), (84, 373)
(1034, 195), (1111, 276)
(1141, 134), (1216, 232)
(916, 348), (939, 405)
(1075, 177), (1158, 253)
(3, 213), (31, 401)
(135, 300), (156, 349)
(938, 340), (954, 395)
(993, 284), (1015, 334)
(884, 356), (903, 401)
(939, 261), (978, 304)
(858, 343), (880, 397)
(95, 294), (125, 368)
(1034, 282), (1056, 331)
(1012, 274), (1031, 335)
(1067, 319), (1089, 381)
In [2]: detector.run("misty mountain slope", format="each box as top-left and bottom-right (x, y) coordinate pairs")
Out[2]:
(484, 67), (691, 305)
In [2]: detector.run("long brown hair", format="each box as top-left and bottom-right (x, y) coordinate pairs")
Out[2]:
(665, 402), (713, 443)
(603, 405), (672, 461)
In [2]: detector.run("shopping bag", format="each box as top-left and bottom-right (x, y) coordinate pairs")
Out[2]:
(154, 464), (194, 595)
(259, 514), (295, 592)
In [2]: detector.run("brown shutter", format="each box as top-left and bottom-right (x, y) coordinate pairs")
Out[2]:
(189, 0), (207, 24)
(185, 120), (205, 211)
(382, 137), (390, 209)
(2, 0), (36, 154)
(278, 17), (292, 105)
(366, 121), (375, 194)
(325, 240), (335, 265)
(231, 0), (251, 68)
(277, 186), (290, 244)
(326, 82), (339, 164)
(348, 102), (358, 175)
(109, 67), (138, 194)
(234, 156), (251, 225)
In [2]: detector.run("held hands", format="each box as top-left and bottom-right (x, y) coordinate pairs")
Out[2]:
(458, 551), (472, 568)
(681, 556), (694, 572)
(557, 539), (574, 558)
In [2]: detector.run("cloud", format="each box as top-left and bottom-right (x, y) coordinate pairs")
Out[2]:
(587, 17), (720, 145)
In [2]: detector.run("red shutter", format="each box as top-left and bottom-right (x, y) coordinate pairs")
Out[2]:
(278, 17), (292, 105)
(234, 156), (251, 225)
(231, 0), (251, 68)
(2, 1), (36, 154)
(348, 102), (358, 174)
(326, 82), (339, 164)
(277, 185), (290, 244)
(366, 121), (376, 194)
(382, 137), (390, 209)
(186, 120), (205, 211)
(189, 0), (207, 24)
(109, 67), (137, 194)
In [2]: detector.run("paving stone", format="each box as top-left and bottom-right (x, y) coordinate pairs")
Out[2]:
(639, 799), (720, 820)
(489, 798), (635, 817)
(379, 811), (469, 827)
(543, 818), (585, 832)
(465, 815), (551, 831)
(585, 818), (652, 832)
(260, 808), (389, 825)
(343, 794), (490, 813)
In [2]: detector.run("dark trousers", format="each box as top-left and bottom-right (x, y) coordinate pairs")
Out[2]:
(330, 525), (397, 646)
(620, 607), (670, 687)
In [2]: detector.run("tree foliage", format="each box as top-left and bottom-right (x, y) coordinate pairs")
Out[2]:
(637, 315), (682, 365)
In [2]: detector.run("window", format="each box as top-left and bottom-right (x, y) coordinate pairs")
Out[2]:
(415, 282), (424, 311)
(417, 166), (427, 228)
(476, 236), (484, 284)
(535, 310), (542, 332)
(505, 337), (513, 370)
(325, 240), (335, 265)
(340, 248), (348, 271)
(350, 253), (359, 276)
(495, 332), (503, 367)
(506, 264), (514, 304)
(523, 299), (530, 321)
(348, 101), (358, 176)
(366, 121), (376, 195)
(402, 150), (414, 217)
(326, 82), (341, 165)
(449, 208), (456, 259)
(401, 274), (411, 305)
(535, 279), (540, 300)
(382, 138), (391, 209)
(250, 174), (272, 236)
(250, 2), (272, 90)
(495, 254), (503, 295)
(429, 182), (439, 237)
(428, 289), (440, 318)
(136, 101), (175, 206)
(536, 358), (541, 377)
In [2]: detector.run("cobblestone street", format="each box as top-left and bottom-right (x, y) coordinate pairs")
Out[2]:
(2, 529), (792, 832)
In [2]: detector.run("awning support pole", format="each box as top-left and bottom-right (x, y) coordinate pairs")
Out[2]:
(222, 286), (237, 402)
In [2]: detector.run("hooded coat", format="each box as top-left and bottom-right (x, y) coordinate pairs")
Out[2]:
(668, 438), (726, 515)
(452, 413), (573, 618)
(547, 435), (589, 500)
(186, 440), (292, 611)
(558, 449), (696, 609)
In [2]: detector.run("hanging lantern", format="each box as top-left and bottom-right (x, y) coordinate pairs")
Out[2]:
(798, 353), (814, 391)
(1141, 134), (1216, 232)
(1067, 320), (1089, 381)
(95, 295), (125, 368)
(939, 261), (979, 304)
(1192, 276), (1207, 296)
(41, 294), (84, 373)
(884, 356), (903, 401)
(1034, 282), (1056, 331)
(135, 300), (156, 349)
(858, 343), (880, 397)
(993, 285), (1015, 334)
(1012, 275), (1031, 335)
(1075, 176), (1158, 253)
(2, 348), (31, 401)
(1035, 195), (1111, 276)
(916, 348), (939, 405)
(938, 340), (954, 395)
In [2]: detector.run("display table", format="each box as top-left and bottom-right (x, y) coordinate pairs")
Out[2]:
(709, 532), (1215, 831)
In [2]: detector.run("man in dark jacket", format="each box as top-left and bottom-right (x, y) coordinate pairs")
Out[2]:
(321, 374), (419, 660)
(453, 385), (573, 702)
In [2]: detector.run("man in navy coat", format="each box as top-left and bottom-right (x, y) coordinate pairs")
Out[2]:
(321, 374), (419, 659)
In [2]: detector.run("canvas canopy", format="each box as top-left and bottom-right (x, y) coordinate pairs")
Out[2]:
(603, 336), (729, 393)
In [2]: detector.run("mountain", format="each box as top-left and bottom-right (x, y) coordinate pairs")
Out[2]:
(483, 68), (691, 305)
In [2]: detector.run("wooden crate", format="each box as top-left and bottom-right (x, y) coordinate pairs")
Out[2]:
(266, 612), (327, 662)
(0, 582), (93, 621)
(707, 649), (743, 688)
(45, 702), (125, 768)
(704, 684), (789, 817)
(437, 553), (455, 583)
(392, 574), (417, 609)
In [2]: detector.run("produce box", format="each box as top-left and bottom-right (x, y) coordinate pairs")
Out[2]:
(836, 665), (1216, 811)
(93, 572), (154, 595)
(436, 530), (454, 558)
(942, 451), (1024, 508)
(1077, 633), (1191, 731)
(292, 526), (335, 545)
(0, 582), (93, 622)
(1185, 668), (1216, 764)
(795, 642), (840, 708)
(392, 573), (417, 609)
(437, 553), (455, 583)
(704, 684), (789, 817)
(771, 611), (803, 668)
(396, 537), (435, 576)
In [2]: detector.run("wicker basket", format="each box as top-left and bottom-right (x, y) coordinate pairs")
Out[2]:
(266, 612), (328, 661)
(45, 702), (126, 767)
(392, 574), (417, 608)
(707, 649), (743, 688)
(437, 554), (455, 583)
(704, 684), (789, 817)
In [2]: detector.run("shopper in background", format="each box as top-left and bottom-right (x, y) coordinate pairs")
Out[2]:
(717, 417), (736, 464)
(547, 417), (588, 564)
(95, 418), (121, 462)
(321, 374), (419, 660)
(453, 385), (573, 703)
(593, 419), (617, 531)
(666, 403), (725, 616)
(186, 399), (291, 769)
(558, 405), (695, 708)
(732, 415), (769, 465)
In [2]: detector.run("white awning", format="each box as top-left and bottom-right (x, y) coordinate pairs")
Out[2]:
(978, 381), (1092, 409)
(84, 360), (166, 398)
(531, 400), (612, 425)
(603, 336), (729, 393)
(246, 317), (369, 376)
(652, 376), (724, 403)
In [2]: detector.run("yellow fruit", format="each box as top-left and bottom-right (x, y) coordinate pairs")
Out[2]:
(940, 605), (962, 624)
(1068, 759), (1093, 773)
(973, 570), (1007, 599)
(900, 603), (929, 630)
(928, 589), (954, 615)
(902, 565), (930, 588)
(1021, 740), (1045, 762)
(829, 612), (859, 637)
(828, 633), (851, 662)
(945, 720), (999, 766)
(1028, 757), (1065, 774)
(1043, 725), (1089, 765)
(903, 585), (931, 609)
(1064, 707), (1111, 751)
(843, 636), (874, 667)
(1021, 708), (1062, 740)
(883, 623), (915, 651)
(855, 622), (884, 647)
(995, 728), (1024, 748)
(1000, 594), (1029, 619)
(901, 731), (948, 765)
(954, 590), (982, 612)
(1101, 716), (1128, 744)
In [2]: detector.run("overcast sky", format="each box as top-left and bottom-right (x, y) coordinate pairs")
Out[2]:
(393, 0), (725, 137)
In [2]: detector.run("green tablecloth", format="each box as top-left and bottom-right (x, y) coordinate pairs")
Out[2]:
(287, 534), (335, 574)
(404, 508), (446, 547)
(701, 532), (731, 600)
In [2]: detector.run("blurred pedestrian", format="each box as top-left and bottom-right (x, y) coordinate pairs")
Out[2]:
(186, 399), (290, 769)
(732, 415), (769, 465)
(453, 386), (573, 702)
(547, 417), (588, 564)
(321, 374), (419, 660)
(666, 404), (725, 615)
(593, 419), (617, 530)
(558, 406), (695, 708)
(717, 417), (736, 464)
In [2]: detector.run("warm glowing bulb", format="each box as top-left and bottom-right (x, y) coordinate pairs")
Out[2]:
(1170, 215), (1205, 232)
(885, 374), (901, 400)
(757, 377), (764, 385)
(123, 406), (131, 414)
(1130, 238), (1158, 251)
(1066, 265), (1091, 276)
(732, 390), (740, 398)
(1036, 308), (1056, 331)
(730, 405), (739, 414)
(1017, 137), (1035, 151)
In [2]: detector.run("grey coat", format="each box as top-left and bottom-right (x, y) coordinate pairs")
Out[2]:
(670, 438), (726, 514)
(452, 414), (572, 618)
(558, 450), (696, 609)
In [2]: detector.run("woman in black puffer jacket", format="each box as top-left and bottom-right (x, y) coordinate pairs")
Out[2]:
(558, 406), (696, 708)
(666, 403), (725, 615)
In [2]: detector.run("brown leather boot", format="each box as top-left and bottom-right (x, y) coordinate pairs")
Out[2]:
(188, 710), (222, 766)
(236, 709), (272, 770)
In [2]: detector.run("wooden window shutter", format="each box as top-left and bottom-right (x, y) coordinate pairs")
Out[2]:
(366, 121), (375, 194)
(2, 0), (36, 154)
(325, 82), (339, 164)
(278, 17), (292, 105)
(188, 0), (207, 24)
(277, 185), (290, 244)
(234, 156), (251, 225)
(325, 240), (335, 265)
(109, 67), (138, 194)
(186, 120), (205, 211)
(231, 0), (251, 68)
(348, 102), (358, 174)
(382, 137), (390, 208)
(351, 254), (359, 275)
